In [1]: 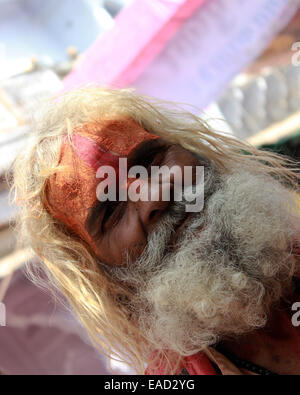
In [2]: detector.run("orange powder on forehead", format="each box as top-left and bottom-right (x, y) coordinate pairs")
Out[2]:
(44, 119), (159, 253)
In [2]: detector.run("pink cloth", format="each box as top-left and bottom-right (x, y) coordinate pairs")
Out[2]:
(183, 352), (217, 375)
(63, 0), (206, 91)
(145, 350), (216, 375)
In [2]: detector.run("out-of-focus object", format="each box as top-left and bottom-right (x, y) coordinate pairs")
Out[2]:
(0, 268), (111, 374)
(63, 0), (206, 91)
(0, 248), (33, 279)
(247, 9), (300, 71)
(0, 69), (62, 128)
(218, 63), (300, 140)
(103, 0), (133, 17)
(0, 69), (62, 261)
(216, 8), (300, 141)
(0, 0), (114, 66)
(0, 97), (19, 131)
(0, 271), (12, 303)
(247, 110), (300, 147)
(0, 88), (25, 127)
(0, 57), (35, 82)
(133, 0), (300, 110)
(0, 70), (62, 174)
(285, 64), (300, 112)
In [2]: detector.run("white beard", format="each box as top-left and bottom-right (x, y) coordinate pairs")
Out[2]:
(109, 166), (300, 355)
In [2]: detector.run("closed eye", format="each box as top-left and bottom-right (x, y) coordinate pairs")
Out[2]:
(102, 202), (116, 226)
(128, 138), (170, 170)
(85, 200), (124, 240)
(101, 201), (126, 233)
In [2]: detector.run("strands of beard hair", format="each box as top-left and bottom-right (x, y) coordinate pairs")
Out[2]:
(109, 169), (299, 357)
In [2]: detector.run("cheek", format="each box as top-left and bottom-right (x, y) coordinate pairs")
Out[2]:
(114, 214), (147, 264)
(99, 213), (147, 266)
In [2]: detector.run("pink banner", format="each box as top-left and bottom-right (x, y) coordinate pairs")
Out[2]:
(63, 0), (206, 91)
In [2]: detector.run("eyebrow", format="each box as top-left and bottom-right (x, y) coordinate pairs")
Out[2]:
(85, 138), (169, 239)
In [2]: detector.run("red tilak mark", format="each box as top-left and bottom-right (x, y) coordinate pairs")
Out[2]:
(71, 133), (120, 172)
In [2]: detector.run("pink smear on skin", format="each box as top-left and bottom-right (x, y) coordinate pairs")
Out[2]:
(72, 133), (120, 172)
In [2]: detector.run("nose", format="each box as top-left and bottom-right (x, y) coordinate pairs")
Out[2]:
(127, 177), (172, 233)
(134, 199), (170, 232)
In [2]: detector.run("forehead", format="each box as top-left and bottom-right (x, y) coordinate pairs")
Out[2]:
(74, 119), (158, 156)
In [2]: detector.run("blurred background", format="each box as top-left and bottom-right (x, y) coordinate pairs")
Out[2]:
(0, 0), (300, 375)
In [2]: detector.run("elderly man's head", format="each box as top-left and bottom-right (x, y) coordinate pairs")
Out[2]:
(13, 87), (300, 373)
